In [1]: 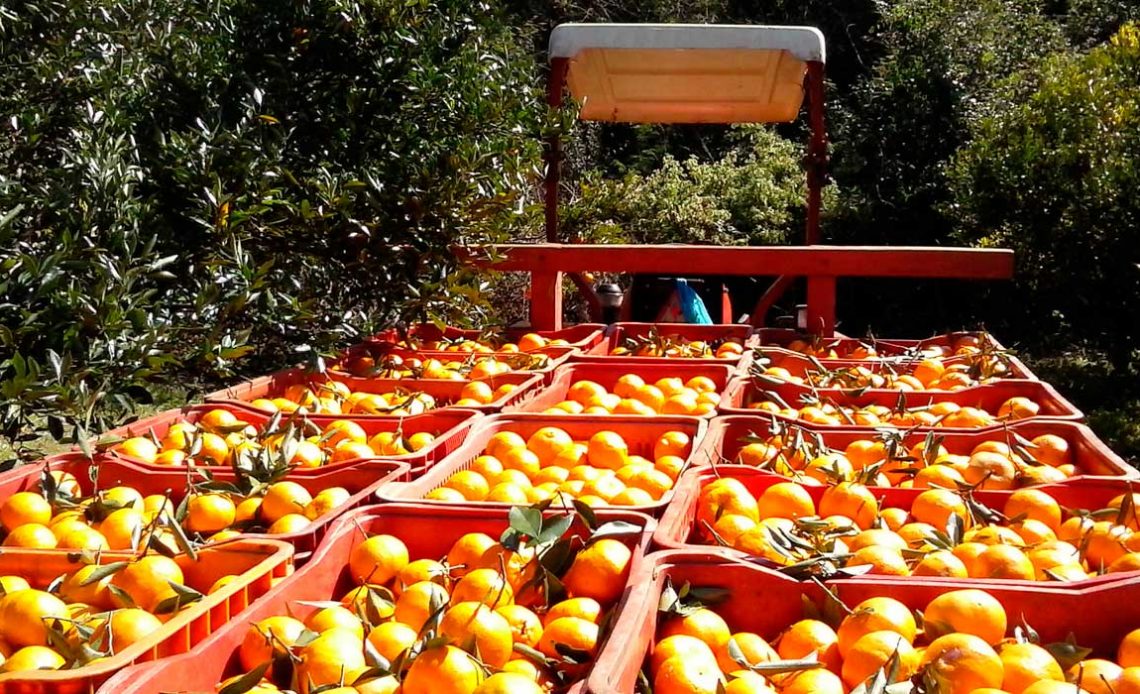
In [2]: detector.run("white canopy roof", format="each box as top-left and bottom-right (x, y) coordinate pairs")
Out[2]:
(549, 23), (826, 124)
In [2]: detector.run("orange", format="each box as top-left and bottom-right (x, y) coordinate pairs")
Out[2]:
(537, 616), (599, 659)
(819, 482), (879, 529)
(588, 431), (629, 470)
(92, 608), (163, 653)
(1030, 434), (1072, 467)
(1071, 659), (1124, 694)
(527, 427), (574, 465)
(297, 627), (367, 692)
(923, 589), (1007, 645)
(267, 513), (310, 534)
(348, 534), (409, 585)
(779, 668), (846, 694)
(185, 493), (237, 534)
(660, 608), (730, 650)
(910, 488), (968, 530)
(110, 555), (185, 612)
(451, 568), (513, 608)
(1022, 682), (1092, 694)
(1119, 628), (1140, 667)
(841, 630), (917, 687)
(1003, 489), (1063, 531)
(716, 632), (778, 675)
(913, 550), (969, 578)
(724, 671), (775, 694)
(439, 601), (514, 668)
(1000, 642), (1064, 694)
(306, 606), (365, 639)
(447, 533), (498, 578)
(850, 546), (910, 575)
(0, 645), (66, 673)
(631, 384), (666, 412)
(496, 604), (543, 648)
(757, 482), (815, 520)
(2, 523), (57, 548)
(0, 589), (69, 647)
(393, 581), (450, 630)
(115, 436), (159, 463)
(305, 487), (352, 521)
(473, 672), (543, 694)
(57, 564), (115, 610)
(836, 596), (916, 657)
(777, 619), (840, 670)
(921, 633), (1004, 694)
(971, 544), (1034, 580)
(444, 470), (492, 501)
(544, 597), (602, 626)
(567, 380), (608, 405)
(650, 634), (718, 676)
(654, 654), (724, 694)
(655, 431), (692, 460)
(0, 492), (51, 530)
(260, 481), (313, 524)
(1084, 520), (1131, 568)
(848, 528), (908, 552)
(1116, 668), (1140, 694)
(561, 538), (632, 606)
(913, 464), (967, 489)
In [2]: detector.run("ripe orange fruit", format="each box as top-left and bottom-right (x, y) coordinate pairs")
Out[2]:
(972, 544), (1034, 580)
(451, 568), (513, 608)
(93, 608), (164, 653)
(0, 492), (51, 530)
(650, 634), (718, 676)
(0, 645), (66, 673)
(660, 608), (731, 651)
(366, 621), (417, 666)
(349, 534), (409, 585)
(561, 538), (632, 606)
(537, 616), (599, 659)
(776, 619), (840, 671)
(841, 630), (917, 688)
(836, 596), (916, 657)
(185, 493), (237, 534)
(850, 546), (910, 576)
(921, 633), (1004, 694)
(923, 589), (1007, 645)
(779, 668), (846, 694)
(819, 483), (879, 529)
(260, 481), (313, 524)
(2, 523), (57, 548)
(655, 431), (692, 460)
(0, 589), (69, 647)
(495, 604), (543, 648)
(439, 601), (514, 668)
(306, 606), (364, 639)
(716, 632), (778, 675)
(474, 672), (544, 694)
(110, 555), (185, 612)
(1071, 658), (1124, 694)
(913, 550), (969, 578)
(654, 654), (724, 694)
(393, 581), (450, 631)
(1000, 642), (1064, 694)
(297, 627), (367, 692)
(757, 482), (815, 520)
(588, 431), (629, 470)
(527, 427), (574, 465)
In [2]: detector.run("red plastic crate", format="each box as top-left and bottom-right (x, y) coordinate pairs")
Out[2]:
(100, 403), (479, 475)
(699, 413), (1136, 481)
(331, 344), (577, 385)
(756, 347), (1038, 384)
(382, 413), (708, 517)
(509, 362), (738, 418)
(205, 367), (543, 415)
(0, 453), (408, 562)
(720, 378), (1083, 429)
(655, 464), (1140, 588)
(588, 549), (1140, 694)
(364, 323), (608, 353)
(95, 502), (656, 694)
(0, 538), (293, 694)
(755, 328), (1011, 356)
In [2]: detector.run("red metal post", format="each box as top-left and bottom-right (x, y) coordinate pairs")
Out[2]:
(531, 272), (564, 330)
(545, 58), (569, 242)
(805, 275), (836, 336)
(749, 275), (796, 328)
(805, 61), (827, 246)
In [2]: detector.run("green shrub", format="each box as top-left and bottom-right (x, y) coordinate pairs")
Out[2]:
(949, 23), (1140, 366)
(0, 0), (545, 459)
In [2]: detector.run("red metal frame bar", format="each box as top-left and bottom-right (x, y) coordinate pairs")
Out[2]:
(459, 244), (1014, 333)
(545, 58), (569, 242)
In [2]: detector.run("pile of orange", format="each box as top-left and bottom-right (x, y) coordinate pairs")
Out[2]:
(695, 477), (1140, 580)
(610, 334), (746, 359)
(731, 422), (1083, 487)
(427, 427), (692, 507)
(778, 333), (992, 360)
(0, 555), (237, 674)
(758, 355), (1008, 391)
(542, 375), (722, 417)
(113, 407), (438, 468)
(392, 332), (567, 354)
(648, 586), (1140, 693)
(215, 519), (632, 693)
(746, 394), (1042, 428)
(0, 472), (349, 550)
(333, 352), (555, 380)
(237, 379), (517, 416)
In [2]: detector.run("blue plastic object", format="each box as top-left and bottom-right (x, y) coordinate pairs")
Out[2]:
(675, 278), (713, 324)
